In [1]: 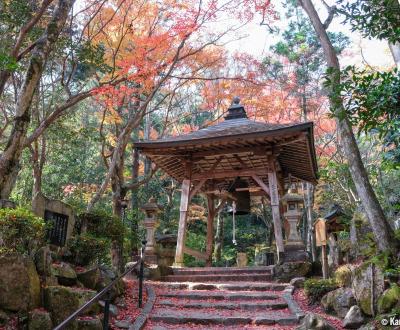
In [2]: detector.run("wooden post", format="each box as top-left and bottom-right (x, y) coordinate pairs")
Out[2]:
(321, 245), (329, 279)
(253, 171), (284, 262)
(206, 194), (215, 266)
(174, 179), (191, 267)
(267, 162), (285, 262)
(315, 218), (328, 278)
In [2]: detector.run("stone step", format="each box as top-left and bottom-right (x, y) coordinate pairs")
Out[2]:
(157, 299), (288, 310)
(172, 266), (274, 276)
(219, 282), (286, 291)
(158, 291), (280, 301)
(152, 281), (287, 292)
(150, 308), (298, 326)
(163, 273), (273, 282)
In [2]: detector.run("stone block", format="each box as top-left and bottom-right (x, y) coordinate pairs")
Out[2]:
(44, 286), (98, 328)
(351, 264), (384, 316)
(28, 309), (52, 330)
(321, 287), (356, 318)
(51, 262), (77, 286)
(0, 253), (40, 312)
(274, 261), (311, 282)
(76, 267), (100, 290)
(343, 305), (365, 329)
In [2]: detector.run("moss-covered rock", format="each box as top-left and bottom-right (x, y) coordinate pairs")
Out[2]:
(96, 266), (125, 300)
(34, 246), (52, 276)
(76, 267), (100, 290)
(321, 287), (356, 318)
(0, 253), (40, 312)
(295, 313), (335, 330)
(76, 317), (102, 330)
(342, 305), (365, 329)
(44, 286), (99, 329)
(377, 284), (400, 314)
(351, 263), (384, 316)
(28, 309), (52, 330)
(334, 264), (353, 288)
(51, 262), (77, 286)
(274, 261), (311, 282)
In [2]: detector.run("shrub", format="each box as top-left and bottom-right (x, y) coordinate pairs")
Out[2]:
(78, 211), (125, 241)
(334, 264), (353, 287)
(0, 207), (46, 255)
(304, 278), (338, 304)
(65, 233), (110, 266)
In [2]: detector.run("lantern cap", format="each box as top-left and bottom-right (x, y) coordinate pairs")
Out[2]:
(281, 192), (303, 203)
(141, 197), (163, 213)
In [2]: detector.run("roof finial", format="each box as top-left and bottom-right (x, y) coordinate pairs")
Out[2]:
(232, 96), (240, 105)
(225, 96), (247, 120)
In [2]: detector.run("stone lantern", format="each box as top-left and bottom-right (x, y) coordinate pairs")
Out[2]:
(281, 188), (304, 245)
(141, 197), (162, 264)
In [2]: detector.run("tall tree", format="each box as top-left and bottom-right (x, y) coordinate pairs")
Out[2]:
(297, 0), (399, 254)
(0, 0), (75, 199)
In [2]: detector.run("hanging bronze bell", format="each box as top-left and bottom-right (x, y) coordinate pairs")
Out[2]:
(226, 178), (251, 215)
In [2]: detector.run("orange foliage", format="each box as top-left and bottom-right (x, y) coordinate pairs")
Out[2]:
(200, 52), (337, 158)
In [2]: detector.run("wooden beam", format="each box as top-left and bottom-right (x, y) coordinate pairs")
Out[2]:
(192, 168), (269, 180)
(183, 246), (208, 261)
(189, 157), (223, 200)
(144, 146), (272, 157)
(251, 175), (271, 197)
(174, 179), (191, 267)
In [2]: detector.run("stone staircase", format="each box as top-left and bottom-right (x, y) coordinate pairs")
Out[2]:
(144, 266), (302, 329)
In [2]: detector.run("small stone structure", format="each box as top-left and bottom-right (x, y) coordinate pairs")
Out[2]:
(32, 193), (75, 246)
(281, 189), (308, 262)
(155, 234), (177, 267)
(141, 198), (162, 264)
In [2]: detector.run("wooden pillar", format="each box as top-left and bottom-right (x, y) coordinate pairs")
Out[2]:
(321, 245), (329, 279)
(253, 168), (285, 262)
(174, 179), (191, 267)
(206, 194), (215, 266)
(267, 161), (285, 262)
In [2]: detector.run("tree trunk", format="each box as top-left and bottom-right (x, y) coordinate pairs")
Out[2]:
(299, 0), (399, 254)
(30, 135), (46, 208)
(130, 146), (140, 258)
(0, 0), (75, 199)
(389, 42), (400, 68)
(111, 152), (126, 273)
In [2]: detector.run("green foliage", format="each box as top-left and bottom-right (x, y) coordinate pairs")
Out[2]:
(339, 0), (400, 43)
(324, 65), (400, 168)
(65, 233), (110, 266)
(79, 211), (125, 242)
(0, 208), (46, 255)
(184, 227), (206, 267)
(304, 278), (338, 304)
